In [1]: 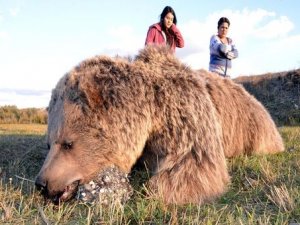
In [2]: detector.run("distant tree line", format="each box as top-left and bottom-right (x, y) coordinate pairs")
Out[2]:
(0, 105), (47, 124)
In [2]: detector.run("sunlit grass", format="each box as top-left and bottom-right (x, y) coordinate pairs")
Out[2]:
(0, 124), (47, 135)
(0, 125), (299, 224)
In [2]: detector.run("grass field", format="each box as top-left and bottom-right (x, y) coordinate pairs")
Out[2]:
(0, 124), (299, 224)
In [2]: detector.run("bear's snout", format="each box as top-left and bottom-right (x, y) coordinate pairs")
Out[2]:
(35, 175), (52, 201)
(35, 174), (81, 204)
(35, 175), (47, 191)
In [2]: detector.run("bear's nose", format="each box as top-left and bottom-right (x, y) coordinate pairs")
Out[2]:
(35, 176), (47, 190)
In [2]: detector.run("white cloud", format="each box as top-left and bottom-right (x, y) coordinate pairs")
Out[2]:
(0, 31), (10, 49)
(0, 11), (6, 41)
(0, 55), (77, 91)
(0, 31), (9, 39)
(104, 25), (144, 56)
(180, 19), (212, 52)
(254, 16), (294, 39)
(9, 7), (20, 16)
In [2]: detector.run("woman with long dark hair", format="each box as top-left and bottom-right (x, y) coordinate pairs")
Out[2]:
(145, 6), (184, 52)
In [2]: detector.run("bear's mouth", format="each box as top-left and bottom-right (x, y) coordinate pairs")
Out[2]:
(51, 180), (80, 204)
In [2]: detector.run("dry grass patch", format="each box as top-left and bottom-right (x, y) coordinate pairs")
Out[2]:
(0, 124), (46, 135)
(266, 184), (295, 212)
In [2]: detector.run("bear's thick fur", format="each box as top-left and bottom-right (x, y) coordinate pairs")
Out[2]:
(35, 46), (284, 205)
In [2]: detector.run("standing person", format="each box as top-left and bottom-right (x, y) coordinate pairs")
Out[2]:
(209, 17), (238, 78)
(145, 6), (184, 53)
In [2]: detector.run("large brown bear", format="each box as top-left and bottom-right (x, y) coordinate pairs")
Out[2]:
(35, 46), (284, 205)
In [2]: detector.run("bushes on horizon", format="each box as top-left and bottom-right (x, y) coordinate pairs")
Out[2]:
(0, 105), (47, 124)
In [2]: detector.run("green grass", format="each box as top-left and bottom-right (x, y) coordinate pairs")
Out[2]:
(0, 124), (299, 224)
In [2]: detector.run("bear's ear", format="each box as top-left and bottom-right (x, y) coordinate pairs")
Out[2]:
(65, 58), (106, 111)
(66, 77), (103, 111)
(66, 55), (128, 111)
(80, 81), (103, 110)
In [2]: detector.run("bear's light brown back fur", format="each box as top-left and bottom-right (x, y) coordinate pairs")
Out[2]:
(198, 69), (284, 157)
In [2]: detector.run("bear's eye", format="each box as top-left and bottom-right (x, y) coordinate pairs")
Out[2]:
(62, 141), (73, 150)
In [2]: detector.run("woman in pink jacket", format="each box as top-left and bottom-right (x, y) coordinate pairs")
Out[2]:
(145, 6), (184, 53)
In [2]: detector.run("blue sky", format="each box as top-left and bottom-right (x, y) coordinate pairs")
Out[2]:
(0, 0), (300, 108)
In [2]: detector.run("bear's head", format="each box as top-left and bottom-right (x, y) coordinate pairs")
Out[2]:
(35, 56), (150, 203)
